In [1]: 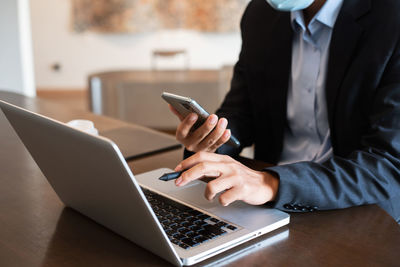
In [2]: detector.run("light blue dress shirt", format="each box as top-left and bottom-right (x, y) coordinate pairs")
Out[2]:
(278, 0), (343, 165)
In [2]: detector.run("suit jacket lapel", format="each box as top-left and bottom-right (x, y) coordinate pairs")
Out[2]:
(326, 0), (371, 146)
(269, 12), (293, 129)
(263, 12), (293, 159)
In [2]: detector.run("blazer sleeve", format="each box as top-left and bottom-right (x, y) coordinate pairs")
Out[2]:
(267, 40), (400, 215)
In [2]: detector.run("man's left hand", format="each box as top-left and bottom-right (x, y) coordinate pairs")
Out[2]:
(174, 152), (279, 206)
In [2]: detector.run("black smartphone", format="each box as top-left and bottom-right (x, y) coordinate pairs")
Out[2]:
(162, 92), (240, 148)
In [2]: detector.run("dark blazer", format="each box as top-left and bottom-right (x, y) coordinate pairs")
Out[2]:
(215, 0), (400, 222)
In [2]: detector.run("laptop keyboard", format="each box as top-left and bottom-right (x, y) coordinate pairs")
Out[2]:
(142, 188), (238, 250)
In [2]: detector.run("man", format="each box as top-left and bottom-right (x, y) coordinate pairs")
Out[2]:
(168, 0), (400, 223)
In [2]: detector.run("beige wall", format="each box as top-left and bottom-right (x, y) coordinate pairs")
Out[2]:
(0, 0), (35, 96)
(31, 0), (243, 89)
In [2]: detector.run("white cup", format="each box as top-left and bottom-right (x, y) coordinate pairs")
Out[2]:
(67, 120), (99, 135)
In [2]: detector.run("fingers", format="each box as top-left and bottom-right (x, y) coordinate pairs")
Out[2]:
(204, 175), (236, 202)
(209, 129), (231, 152)
(168, 104), (185, 121)
(173, 111), (231, 153)
(185, 115), (218, 149)
(174, 153), (277, 207)
(195, 118), (229, 151)
(175, 151), (232, 172)
(176, 160), (230, 187)
(176, 113), (198, 142)
(219, 186), (243, 206)
(180, 162), (243, 206)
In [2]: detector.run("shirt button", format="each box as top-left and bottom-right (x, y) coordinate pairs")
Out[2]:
(307, 88), (312, 93)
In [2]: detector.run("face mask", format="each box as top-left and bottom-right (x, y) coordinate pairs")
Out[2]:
(266, 0), (314, 11)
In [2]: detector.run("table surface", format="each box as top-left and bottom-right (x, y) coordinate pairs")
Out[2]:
(0, 91), (399, 267)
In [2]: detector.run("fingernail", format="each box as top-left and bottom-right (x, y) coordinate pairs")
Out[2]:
(224, 129), (231, 138)
(189, 114), (197, 122)
(174, 164), (182, 171)
(209, 115), (217, 125)
(175, 177), (183, 186)
(219, 118), (227, 128)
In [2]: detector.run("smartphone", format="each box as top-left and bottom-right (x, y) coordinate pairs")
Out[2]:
(162, 92), (240, 148)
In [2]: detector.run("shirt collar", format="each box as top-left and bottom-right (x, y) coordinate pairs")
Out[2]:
(291, 0), (344, 31)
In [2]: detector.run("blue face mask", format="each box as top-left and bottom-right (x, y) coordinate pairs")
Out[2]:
(266, 0), (314, 11)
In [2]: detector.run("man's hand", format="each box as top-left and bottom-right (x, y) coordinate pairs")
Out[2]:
(169, 105), (231, 153)
(174, 152), (279, 206)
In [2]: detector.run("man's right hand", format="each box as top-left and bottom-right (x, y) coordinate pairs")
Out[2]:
(169, 105), (231, 153)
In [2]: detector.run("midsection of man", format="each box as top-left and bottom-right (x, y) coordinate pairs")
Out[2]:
(171, 0), (400, 223)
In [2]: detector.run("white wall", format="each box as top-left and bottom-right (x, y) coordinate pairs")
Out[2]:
(31, 0), (243, 89)
(0, 0), (35, 96)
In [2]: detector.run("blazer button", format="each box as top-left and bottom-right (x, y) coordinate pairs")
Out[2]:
(293, 204), (303, 210)
(283, 204), (293, 210)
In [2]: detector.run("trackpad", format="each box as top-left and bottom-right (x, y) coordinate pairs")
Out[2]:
(168, 181), (221, 210)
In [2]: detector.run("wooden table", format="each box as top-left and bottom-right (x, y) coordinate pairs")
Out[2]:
(0, 91), (399, 267)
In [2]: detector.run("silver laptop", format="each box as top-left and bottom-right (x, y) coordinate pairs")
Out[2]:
(0, 100), (289, 266)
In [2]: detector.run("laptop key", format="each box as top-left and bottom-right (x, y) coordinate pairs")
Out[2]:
(171, 217), (181, 223)
(215, 222), (228, 228)
(226, 225), (237, 231)
(171, 238), (180, 245)
(178, 212), (191, 219)
(197, 214), (211, 220)
(171, 224), (181, 230)
(210, 218), (219, 223)
(179, 243), (190, 250)
(186, 231), (197, 238)
(194, 235), (209, 243)
(161, 219), (170, 224)
(173, 233), (187, 240)
(164, 205), (174, 211)
(203, 225), (227, 236)
(194, 220), (205, 226)
(198, 230), (215, 239)
(166, 229), (176, 236)
(182, 238), (199, 247)
(198, 221), (208, 227)
(180, 221), (190, 227)
(159, 210), (169, 217)
(189, 225), (202, 232)
(178, 228), (191, 235)
(188, 209), (202, 216)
